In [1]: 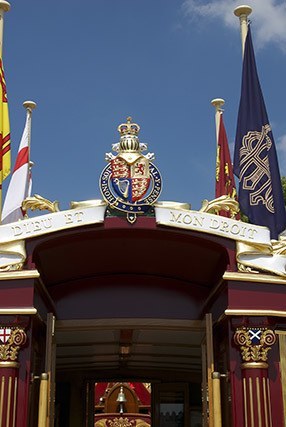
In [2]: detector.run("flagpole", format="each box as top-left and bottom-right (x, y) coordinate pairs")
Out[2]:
(211, 98), (225, 142)
(234, 5), (252, 57)
(0, 1), (10, 57)
(0, 1), (10, 221)
(23, 100), (37, 161)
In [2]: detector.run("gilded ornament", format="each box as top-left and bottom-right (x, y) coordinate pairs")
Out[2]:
(108, 418), (134, 427)
(234, 328), (276, 366)
(22, 194), (60, 215)
(237, 262), (259, 274)
(0, 261), (24, 272)
(95, 419), (150, 427)
(0, 327), (27, 363)
(271, 236), (286, 256)
(200, 195), (240, 218)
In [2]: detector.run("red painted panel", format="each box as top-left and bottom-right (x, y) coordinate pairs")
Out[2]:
(228, 282), (286, 311)
(16, 327), (32, 427)
(268, 341), (284, 426)
(0, 367), (18, 425)
(228, 322), (244, 427)
(104, 216), (157, 230)
(0, 280), (34, 308)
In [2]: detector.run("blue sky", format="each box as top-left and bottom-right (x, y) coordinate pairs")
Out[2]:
(3, 0), (286, 211)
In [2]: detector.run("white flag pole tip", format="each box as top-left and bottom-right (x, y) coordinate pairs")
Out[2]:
(0, 1), (10, 12)
(233, 5), (252, 18)
(23, 101), (37, 110)
(211, 98), (225, 111)
(211, 99), (225, 143)
(234, 5), (252, 56)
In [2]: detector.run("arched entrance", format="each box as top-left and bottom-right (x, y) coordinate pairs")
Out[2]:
(27, 216), (231, 426)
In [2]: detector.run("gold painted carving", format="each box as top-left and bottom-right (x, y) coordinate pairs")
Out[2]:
(237, 262), (259, 274)
(0, 327), (27, 363)
(22, 194), (60, 215)
(94, 419), (150, 427)
(271, 236), (286, 256)
(108, 419), (133, 427)
(234, 328), (276, 366)
(0, 240), (26, 272)
(236, 239), (286, 278)
(95, 419), (132, 427)
(200, 195), (240, 219)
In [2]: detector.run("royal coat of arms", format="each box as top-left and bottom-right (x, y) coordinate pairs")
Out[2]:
(100, 117), (162, 223)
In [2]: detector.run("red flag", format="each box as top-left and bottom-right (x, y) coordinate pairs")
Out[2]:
(215, 113), (239, 217)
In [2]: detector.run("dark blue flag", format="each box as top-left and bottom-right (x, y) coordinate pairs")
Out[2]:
(234, 26), (286, 239)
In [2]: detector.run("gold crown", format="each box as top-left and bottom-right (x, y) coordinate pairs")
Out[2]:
(117, 116), (140, 136)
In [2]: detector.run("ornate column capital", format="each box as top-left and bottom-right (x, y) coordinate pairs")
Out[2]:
(0, 326), (27, 367)
(234, 327), (276, 368)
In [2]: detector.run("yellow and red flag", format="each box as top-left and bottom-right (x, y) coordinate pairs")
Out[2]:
(0, 56), (11, 207)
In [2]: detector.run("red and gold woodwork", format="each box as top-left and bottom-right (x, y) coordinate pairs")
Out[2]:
(234, 327), (276, 427)
(0, 326), (27, 427)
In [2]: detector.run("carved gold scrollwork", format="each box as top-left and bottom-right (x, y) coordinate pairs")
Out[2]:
(108, 419), (134, 427)
(234, 327), (276, 368)
(22, 194), (60, 215)
(94, 418), (150, 427)
(199, 195), (240, 218)
(0, 327), (27, 365)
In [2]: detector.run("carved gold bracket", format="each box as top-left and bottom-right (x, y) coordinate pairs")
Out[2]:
(0, 327), (27, 367)
(234, 327), (276, 368)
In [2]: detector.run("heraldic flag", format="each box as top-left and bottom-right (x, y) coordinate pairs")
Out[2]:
(216, 112), (238, 211)
(1, 114), (31, 224)
(233, 26), (286, 240)
(0, 57), (11, 205)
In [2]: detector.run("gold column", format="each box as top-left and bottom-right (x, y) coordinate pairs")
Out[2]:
(0, 326), (27, 427)
(234, 327), (276, 427)
(212, 372), (222, 427)
(38, 373), (48, 427)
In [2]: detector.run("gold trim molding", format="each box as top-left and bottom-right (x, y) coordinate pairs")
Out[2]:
(242, 362), (268, 369)
(0, 269), (39, 281)
(0, 308), (37, 315)
(225, 309), (286, 317)
(223, 271), (286, 285)
(0, 361), (19, 368)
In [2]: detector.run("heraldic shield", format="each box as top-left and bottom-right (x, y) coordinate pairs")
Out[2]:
(111, 156), (150, 203)
(100, 117), (162, 222)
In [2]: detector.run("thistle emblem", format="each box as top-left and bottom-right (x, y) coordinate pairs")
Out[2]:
(100, 117), (162, 223)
